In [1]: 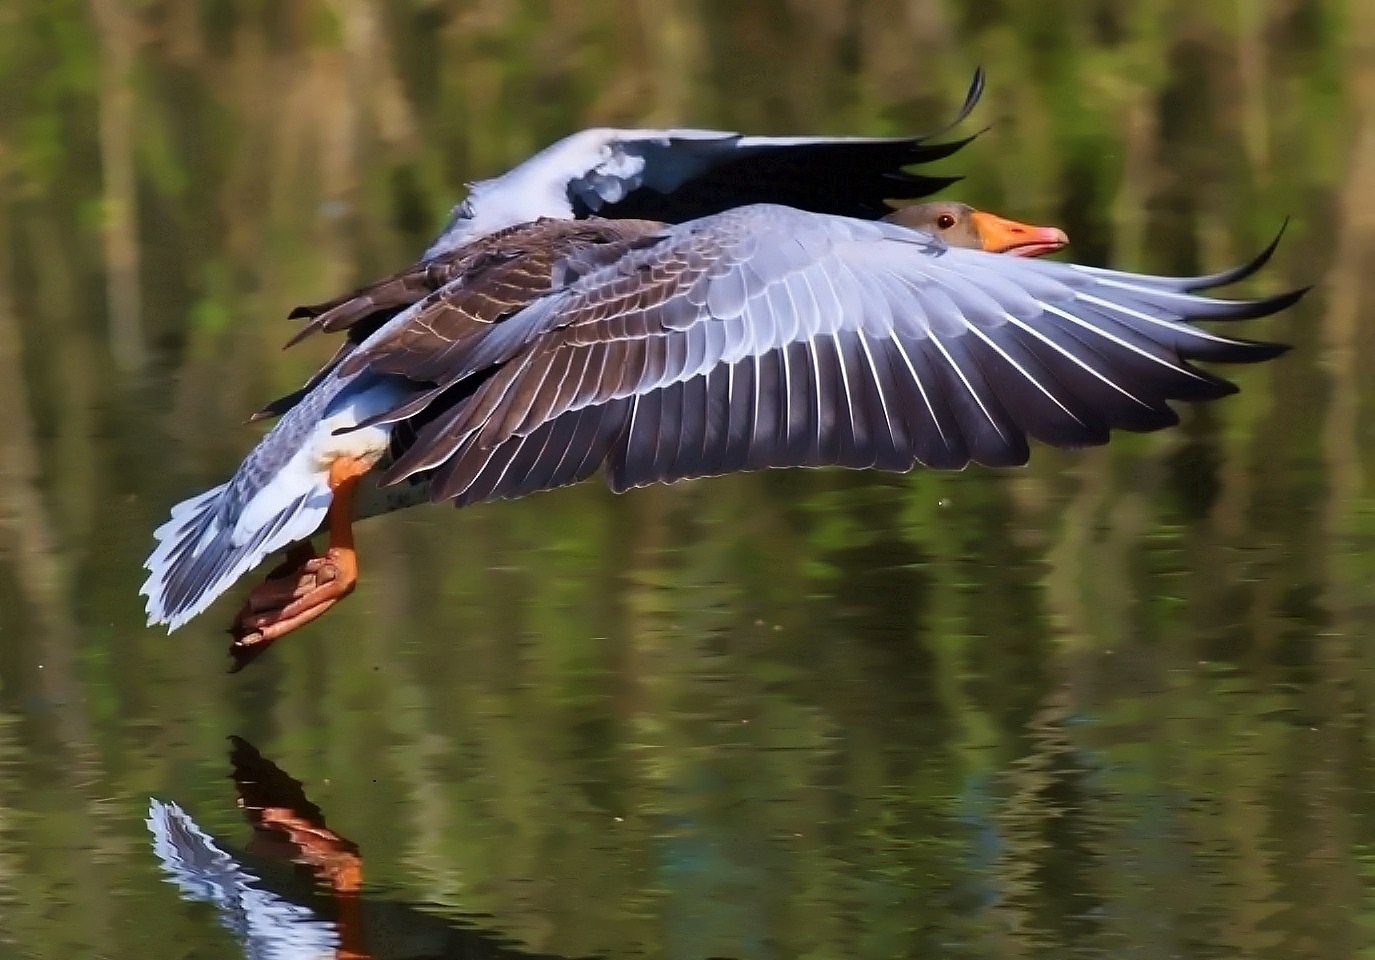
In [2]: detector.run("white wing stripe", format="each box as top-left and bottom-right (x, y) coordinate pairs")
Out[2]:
(927, 330), (1007, 439)
(854, 333), (900, 452)
(806, 336), (823, 453)
(887, 332), (949, 444)
(624, 394), (642, 464)
(1087, 274), (1241, 303)
(963, 324), (1087, 427)
(1074, 291), (1250, 345)
(1041, 302), (1209, 382)
(750, 349), (763, 446)
(832, 335), (860, 443)
(780, 331), (796, 449)
(1002, 313), (1154, 408)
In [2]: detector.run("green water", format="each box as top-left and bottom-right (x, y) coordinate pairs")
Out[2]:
(1, 1), (1373, 957)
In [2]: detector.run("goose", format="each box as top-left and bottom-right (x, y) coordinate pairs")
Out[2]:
(141, 124), (1303, 673)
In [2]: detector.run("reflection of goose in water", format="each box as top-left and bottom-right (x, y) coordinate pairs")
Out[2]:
(147, 738), (568, 960)
(140, 70), (1304, 669)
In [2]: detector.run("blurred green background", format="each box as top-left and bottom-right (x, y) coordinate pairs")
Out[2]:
(1, 1), (1373, 958)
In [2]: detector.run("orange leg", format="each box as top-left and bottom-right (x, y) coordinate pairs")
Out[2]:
(228, 457), (373, 671)
(231, 737), (367, 956)
(249, 805), (367, 957)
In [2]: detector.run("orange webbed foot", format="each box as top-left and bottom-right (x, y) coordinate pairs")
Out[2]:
(226, 457), (372, 672)
(228, 547), (358, 671)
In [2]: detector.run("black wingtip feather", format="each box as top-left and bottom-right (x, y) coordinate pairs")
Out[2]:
(1182, 220), (1292, 292)
(1207, 285), (1311, 321)
(940, 68), (985, 134)
(1265, 284), (1311, 314)
(1198, 339), (1291, 364)
(900, 174), (965, 196)
(893, 133), (982, 168)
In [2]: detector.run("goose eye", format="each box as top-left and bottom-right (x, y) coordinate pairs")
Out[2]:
(936, 214), (956, 230)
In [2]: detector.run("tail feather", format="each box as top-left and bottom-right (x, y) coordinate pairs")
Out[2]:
(147, 799), (252, 903)
(142, 373), (410, 633)
(147, 799), (338, 950)
(142, 483), (328, 632)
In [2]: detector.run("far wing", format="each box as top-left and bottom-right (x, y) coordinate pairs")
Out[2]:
(574, 72), (985, 222)
(426, 73), (985, 255)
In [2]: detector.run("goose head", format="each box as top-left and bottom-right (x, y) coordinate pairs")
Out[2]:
(884, 201), (1068, 257)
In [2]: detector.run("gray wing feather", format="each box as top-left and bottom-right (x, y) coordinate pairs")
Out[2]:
(381, 204), (1297, 503)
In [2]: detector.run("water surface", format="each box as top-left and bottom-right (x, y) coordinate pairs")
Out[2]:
(1, 2), (1373, 957)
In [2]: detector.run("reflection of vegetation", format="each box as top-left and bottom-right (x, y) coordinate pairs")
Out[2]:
(0, 1), (1372, 958)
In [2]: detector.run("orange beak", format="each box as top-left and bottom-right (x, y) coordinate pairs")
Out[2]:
(969, 211), (1069, 258)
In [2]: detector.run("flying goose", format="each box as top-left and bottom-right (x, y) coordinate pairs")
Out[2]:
(140, 196), (1299, 671)
(140, 85), (1301, 667)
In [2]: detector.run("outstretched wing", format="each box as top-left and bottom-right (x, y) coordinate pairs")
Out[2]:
(426, 72), (985, 256)
(359, 204), (1298, 505)
(583, 71), (986, 224)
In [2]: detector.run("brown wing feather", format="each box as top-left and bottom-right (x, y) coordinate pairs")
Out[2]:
(254, 218), (666, 422)
(334, 218), (667, 386)
(379, 214), (753, 483)
(252, 243), (481, 421)
(284, 264), (451, 346)
(283, 219), (592, 345)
